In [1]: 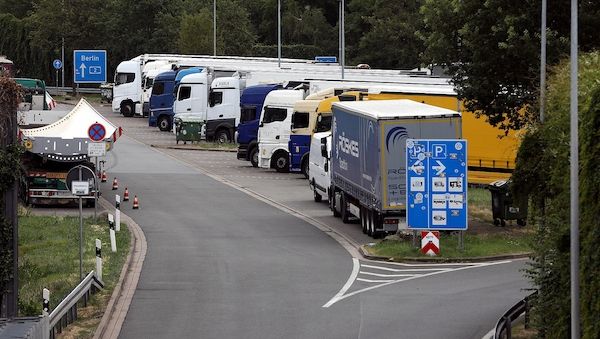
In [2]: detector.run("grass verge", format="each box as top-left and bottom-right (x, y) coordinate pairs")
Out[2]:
(367, 230), (532, 259)
(18, 211), (130, 337)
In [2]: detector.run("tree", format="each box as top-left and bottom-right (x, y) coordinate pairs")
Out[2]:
(419, 0), (600, 131)
(178, 10), (213, 54)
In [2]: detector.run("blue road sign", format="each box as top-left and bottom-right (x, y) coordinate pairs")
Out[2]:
(73, 50), (107, 83)
(315, 56), (337, 63)
(406, 139), (468, 230)
(53, 59), (62, 70)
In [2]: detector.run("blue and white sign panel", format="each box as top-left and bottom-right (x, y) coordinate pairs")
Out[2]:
(73, 50), (107, 83)
(315, 56), (337, 63)
(52, 59), (62, 70)
(406, 139), (468, 230)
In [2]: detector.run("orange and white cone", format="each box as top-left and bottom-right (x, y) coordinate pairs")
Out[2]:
(123, 187), (130, 201)
(132, 195), (139, 209)
(101, 171), (107, 183)
(112, 177), (118, 190)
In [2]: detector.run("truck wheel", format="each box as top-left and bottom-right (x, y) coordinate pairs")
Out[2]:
(340, 193), (350, 223)
(301, 157), (309, 179)
(313, 188), (322, 203)
(158, 116), (171, 131)
(366, 210), (373, 236)
(250, 147), (259, 168)
(273, 152), (289, 173)
(121, 102), (134, 117)
(360, 207), (368, 234)
(331, 191), (340, 217)
(216, 129), (231, 143)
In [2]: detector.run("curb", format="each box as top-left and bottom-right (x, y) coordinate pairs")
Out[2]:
(359, 245), (531, 263)
(93, 198), (147, 339)
(150, 144), (237, 153)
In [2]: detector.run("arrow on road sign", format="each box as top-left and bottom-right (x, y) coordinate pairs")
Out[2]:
(432, 160), (446, 176)
(79, 63), (87, 78)
(409, 160), (424, 174)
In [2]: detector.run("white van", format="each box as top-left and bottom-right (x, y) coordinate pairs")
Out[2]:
(308, 131), (332, 202)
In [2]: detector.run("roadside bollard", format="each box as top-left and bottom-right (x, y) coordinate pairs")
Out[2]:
(108, 213), (117, 253)
(115, 194), (121, 232)
(42, 288), (50, 316)
(96, 239), (103, 281)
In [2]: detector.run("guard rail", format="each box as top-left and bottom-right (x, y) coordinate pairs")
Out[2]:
(46, 86), (102, 94)
(493, 291), (537, 339)
(48, 271), (104, 339)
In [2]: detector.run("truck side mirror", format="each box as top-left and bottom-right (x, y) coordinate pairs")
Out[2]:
(320, 144), (327, 158)
(324, 162), (329, 172)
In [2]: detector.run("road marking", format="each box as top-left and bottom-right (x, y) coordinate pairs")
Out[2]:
(323, 260), (512, 308)
(356, 278), (395, 283)
(322, 258), (360, 308)
(359, 271), (416, 278)
(361, 264), (450, 272)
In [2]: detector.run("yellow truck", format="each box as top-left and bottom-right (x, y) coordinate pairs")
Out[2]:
(307, 85), (519, 185)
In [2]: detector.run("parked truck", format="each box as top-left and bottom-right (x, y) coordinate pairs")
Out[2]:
(19, 99), (121, 206)
(148, 67), (204, 131)
(329, 99), (461, 237)
(237, 84), (283, 166)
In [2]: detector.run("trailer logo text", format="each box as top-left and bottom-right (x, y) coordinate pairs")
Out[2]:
(337, 132), (359, 158)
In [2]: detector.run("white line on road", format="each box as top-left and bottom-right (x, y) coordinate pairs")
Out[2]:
(322, 258), (360, 308)
(357, 278), (396, 283)
(359, 271), (416, 278)
(361, 264), (451, 272)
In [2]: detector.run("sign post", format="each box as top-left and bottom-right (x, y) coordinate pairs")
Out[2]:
(53, 59), (62, 89)
(406, 139), (468, 251)
(66, 165), (96, 281)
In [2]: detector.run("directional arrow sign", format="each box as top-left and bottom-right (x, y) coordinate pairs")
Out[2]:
(73, 50), (106, 83)
(432, 160), (446, 175)
(409, 160), (424, 174)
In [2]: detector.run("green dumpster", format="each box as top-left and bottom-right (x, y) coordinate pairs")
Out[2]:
(174, 114), (205, 144)
(488, 179), (528, 227)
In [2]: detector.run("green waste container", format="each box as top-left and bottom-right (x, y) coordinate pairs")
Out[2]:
(488, 179), (527, 227)
(174, 114), (205, 144)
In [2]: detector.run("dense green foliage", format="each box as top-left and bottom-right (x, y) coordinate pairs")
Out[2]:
(512, 52), (600, 337)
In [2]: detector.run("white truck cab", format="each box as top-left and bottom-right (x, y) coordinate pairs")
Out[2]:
(112, 59), (141, 117)
(206, 76), (242, 142)
(173, 72), (209, 119)
(257, 89), (305, 171)
(308, 131), (332, 203)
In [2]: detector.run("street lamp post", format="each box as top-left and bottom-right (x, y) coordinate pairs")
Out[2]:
(213, 0), (217, 56)
(278, 0), (282, 68)
(339, 0), (345, 79)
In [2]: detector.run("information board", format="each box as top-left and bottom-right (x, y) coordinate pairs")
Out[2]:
(406, 139), (468, 230)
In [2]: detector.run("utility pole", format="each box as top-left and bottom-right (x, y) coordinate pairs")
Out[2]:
(213, 0), (217, 56)
(339, 0), (345, 79)
(278, 0), (281, 68)
(540, 0), (547, 122)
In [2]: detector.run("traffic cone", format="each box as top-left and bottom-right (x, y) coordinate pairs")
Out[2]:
(123, 187), (130, 201)
(132, 195), (139, 209)
(101, 171), (107, 182)
(112, 177), (118, 190)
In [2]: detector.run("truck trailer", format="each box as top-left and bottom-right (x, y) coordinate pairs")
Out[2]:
(329, 100), (461, 238)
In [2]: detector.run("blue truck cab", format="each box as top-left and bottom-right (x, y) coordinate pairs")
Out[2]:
(148, 67), (203, 131)
(237, 84), (282, 167)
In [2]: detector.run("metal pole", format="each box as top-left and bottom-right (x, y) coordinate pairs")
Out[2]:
(569, 0), (579, 337)
(213, 0), (217, 56)
(540, 0), (547, 123)
(341, 0), (345, 79)
(78, 166), (84, 282)
(61, 37), (65, 87)
(277, 0), (281, 68)
(94, 157), (98, 221)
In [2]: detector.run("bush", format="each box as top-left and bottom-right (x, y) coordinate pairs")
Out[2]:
(512, 51), (600, 337)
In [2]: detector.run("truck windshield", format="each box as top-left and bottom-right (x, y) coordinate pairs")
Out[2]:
(152, 82), (165, 95)
(240, 105), (256, 123)
(315, 115), (332, 133)
(291, 112), (309, 129)
(115, 72), (135, 85)
(262, 107), (287, 124)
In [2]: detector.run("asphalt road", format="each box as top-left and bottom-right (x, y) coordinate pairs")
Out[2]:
(88, 104), (530, 339)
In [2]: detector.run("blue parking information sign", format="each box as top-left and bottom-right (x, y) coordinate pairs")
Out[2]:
(406, 139), (468, 230)
(73, 50), (107, 83)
